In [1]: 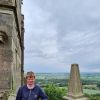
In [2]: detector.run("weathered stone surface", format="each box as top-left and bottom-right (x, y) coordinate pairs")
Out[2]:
(0, 0), (13, 6)
(63, 96), (88, 100)
(0, 13), (13, 37)
(0, 0), (24, 100)
(0, 92), (8, 100)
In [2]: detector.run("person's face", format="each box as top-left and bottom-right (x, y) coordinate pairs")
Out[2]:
(26, 76), (35, 85)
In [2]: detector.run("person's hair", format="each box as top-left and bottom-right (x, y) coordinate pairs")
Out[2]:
(26, 71), (35, 79)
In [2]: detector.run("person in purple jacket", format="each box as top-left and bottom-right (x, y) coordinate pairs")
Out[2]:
(16, 71), (48, 100)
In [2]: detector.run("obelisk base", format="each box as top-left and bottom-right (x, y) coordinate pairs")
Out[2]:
(63, 94), (88, 100)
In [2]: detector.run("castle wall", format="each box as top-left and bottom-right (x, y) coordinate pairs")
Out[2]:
(0, 0), (24, 99)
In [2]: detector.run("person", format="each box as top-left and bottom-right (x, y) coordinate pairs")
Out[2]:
(16, 71), (48, 100)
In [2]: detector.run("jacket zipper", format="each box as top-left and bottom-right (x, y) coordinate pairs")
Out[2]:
(29, 90), (31, 100)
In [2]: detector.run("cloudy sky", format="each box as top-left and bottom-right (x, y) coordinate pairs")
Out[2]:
(22, 0), (100, 73)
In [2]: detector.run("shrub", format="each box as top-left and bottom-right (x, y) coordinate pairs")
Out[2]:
(44, 84), (66, 100)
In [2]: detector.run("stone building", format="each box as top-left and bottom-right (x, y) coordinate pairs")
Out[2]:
(0, 0), (24, 99)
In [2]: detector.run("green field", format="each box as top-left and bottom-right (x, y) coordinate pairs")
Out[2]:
(83, 89), (100, 94)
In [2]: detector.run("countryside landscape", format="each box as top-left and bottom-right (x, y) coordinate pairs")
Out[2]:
(35, 72), (100, 100)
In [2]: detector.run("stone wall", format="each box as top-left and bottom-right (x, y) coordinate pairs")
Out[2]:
(0, 13), (13, 90)
(0, 0), (24, 99)
(0, 0), (13, 6)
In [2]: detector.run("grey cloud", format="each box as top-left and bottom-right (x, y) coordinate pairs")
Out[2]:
(23, 0), (100, 72)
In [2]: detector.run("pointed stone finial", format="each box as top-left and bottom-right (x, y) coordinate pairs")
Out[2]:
(63, 64), (88, 100)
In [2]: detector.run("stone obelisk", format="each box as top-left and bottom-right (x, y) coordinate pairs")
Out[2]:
(64, 64), (88, 100)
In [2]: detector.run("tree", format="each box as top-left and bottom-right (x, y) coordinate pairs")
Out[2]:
(97, 83), (100, 89)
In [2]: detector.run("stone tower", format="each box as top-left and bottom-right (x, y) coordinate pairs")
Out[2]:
(0, 0), (24, 99)
(64, 64), (88, 100)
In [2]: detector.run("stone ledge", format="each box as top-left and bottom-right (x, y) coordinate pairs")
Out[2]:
(63, 96), (88, 100)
